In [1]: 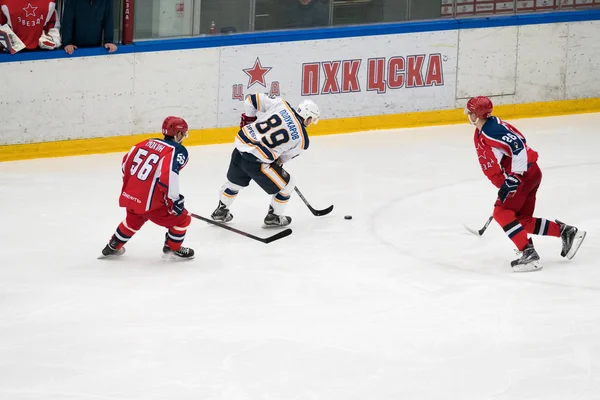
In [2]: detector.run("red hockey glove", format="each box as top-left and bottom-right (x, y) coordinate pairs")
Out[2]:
(240, 113), (257, 128)
(498, 174), (521, 203)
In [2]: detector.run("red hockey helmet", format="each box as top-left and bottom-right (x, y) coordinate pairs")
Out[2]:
(162, 116), (189, 137)
(465, 96), (493, 119)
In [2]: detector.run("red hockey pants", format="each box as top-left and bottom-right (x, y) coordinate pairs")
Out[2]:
(493, 162), (560, 251)
(112, 207), (192, 251)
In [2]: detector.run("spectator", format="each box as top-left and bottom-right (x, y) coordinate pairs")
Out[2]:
(61, 0), (117, 55)
(0, 0), (61, 52)
(283, 0), (329, 29)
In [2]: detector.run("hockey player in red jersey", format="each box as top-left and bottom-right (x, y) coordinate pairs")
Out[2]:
(466, 96), (586, 272)
(100, 116), (194, 260)
(0, 0), (61, 51)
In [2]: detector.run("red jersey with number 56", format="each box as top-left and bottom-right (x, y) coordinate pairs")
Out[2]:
(119, 138), (189, 214)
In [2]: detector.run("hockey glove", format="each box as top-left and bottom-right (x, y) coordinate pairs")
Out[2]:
(498, 174), (521, 203)
(38, 28), (61, 50)
(171, 194), (185, 216)
(240, 113), (257, 128)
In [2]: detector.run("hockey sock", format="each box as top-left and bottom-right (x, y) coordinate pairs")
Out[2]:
(501, 220), (530, 251)
(166, 226), (187, 251)
(271, 192), (291, 215)
(219, 181), (243, 207)
(270, 179), (295, 215)
(165, 215), (191, 251)
(110, 220), (139, 250)
(494, 207), (530, 251)
(519, 217), (561, 237)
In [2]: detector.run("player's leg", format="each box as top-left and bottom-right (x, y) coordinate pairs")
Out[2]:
(148, 209), (194, 259)
(211, 149), (251, 222)
(517, 188), (561, 238)
(495, 204), (542, 272)
(100, 210), (148, 257)
(493, 205), (531, 251)
(493, 179), (542, 271)
(250, 161), (294, 227)
(516, 163), (585, 259)
(515, 164), (560, 238)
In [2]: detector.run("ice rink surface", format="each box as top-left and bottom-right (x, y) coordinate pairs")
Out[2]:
(1, 113), (600, 400)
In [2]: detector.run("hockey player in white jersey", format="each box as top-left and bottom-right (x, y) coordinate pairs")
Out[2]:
(211, 93), (320, 227)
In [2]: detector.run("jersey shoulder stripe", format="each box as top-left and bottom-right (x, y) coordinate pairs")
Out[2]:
(238, 128), (275, 161)
(249, 94), (259, 110)
(284, 101), (310, 150)
(149, 139), (189, 172)
(481, 117), (525, 156)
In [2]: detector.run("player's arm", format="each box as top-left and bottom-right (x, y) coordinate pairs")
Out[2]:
(275, 120), (309, 164)
(121, 145), (136, 175)
(502, 123), (529, 174)
(162, 147), (188, 202)
(482, 148), (507, 188)
(482, 126), (530, 202)
(278, 146), (302, 165)
(39, 8), (61, 49)
(240, 93), (281, 127)
(482, 128), (529, 175)
(244, 93), (279, 115)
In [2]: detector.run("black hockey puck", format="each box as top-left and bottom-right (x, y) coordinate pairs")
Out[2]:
(344, 215), (352, 220)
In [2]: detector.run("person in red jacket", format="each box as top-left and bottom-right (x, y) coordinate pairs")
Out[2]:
(99, 116), (195, 260)
(466, 96), (586, 272)
(0, 0), (61, 51)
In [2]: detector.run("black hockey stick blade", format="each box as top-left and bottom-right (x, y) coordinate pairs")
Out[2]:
(190, 213), (292, 244)
(261, 228), (294, 243)
(311, 204), (334, 216)
(464, 215), (493, 236)
(294, 187), (334, 216)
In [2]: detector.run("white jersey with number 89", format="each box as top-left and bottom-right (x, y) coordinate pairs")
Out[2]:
(236, 93), (310, 164)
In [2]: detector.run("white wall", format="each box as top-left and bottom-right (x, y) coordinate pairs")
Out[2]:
(1, 20), (599, 145)
(453, 20), (600, 108)
(2, 49), (219, 145)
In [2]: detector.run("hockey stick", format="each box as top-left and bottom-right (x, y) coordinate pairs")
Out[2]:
(190, 213), (292, 244)
(464, 215), (493, 236)
(294, 187), (334, 216)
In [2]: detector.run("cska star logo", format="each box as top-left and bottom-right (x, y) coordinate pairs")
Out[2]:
(232, 57), (281, 101)
(476, 142), (487, 160)
(243, 58), (271, 89)
(23, 3), (38, 17)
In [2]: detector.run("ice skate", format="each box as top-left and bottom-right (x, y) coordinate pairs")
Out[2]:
(98, 237), (126, 259)
(162, 245), (195, 260)
(263, 206), (292, 228)
(510, 243), (542, 272)
(163, 233), (195, 260)
(162, 233), (195, 260)
(211, 201), (233, 222)
(556, 220), (586, 260)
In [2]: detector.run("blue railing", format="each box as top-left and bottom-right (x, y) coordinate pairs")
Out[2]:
(2, 8), (600, 64)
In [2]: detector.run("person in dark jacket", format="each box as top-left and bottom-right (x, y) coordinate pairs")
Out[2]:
(283, 0), (329, 29)
(61, 0), (117, 54)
